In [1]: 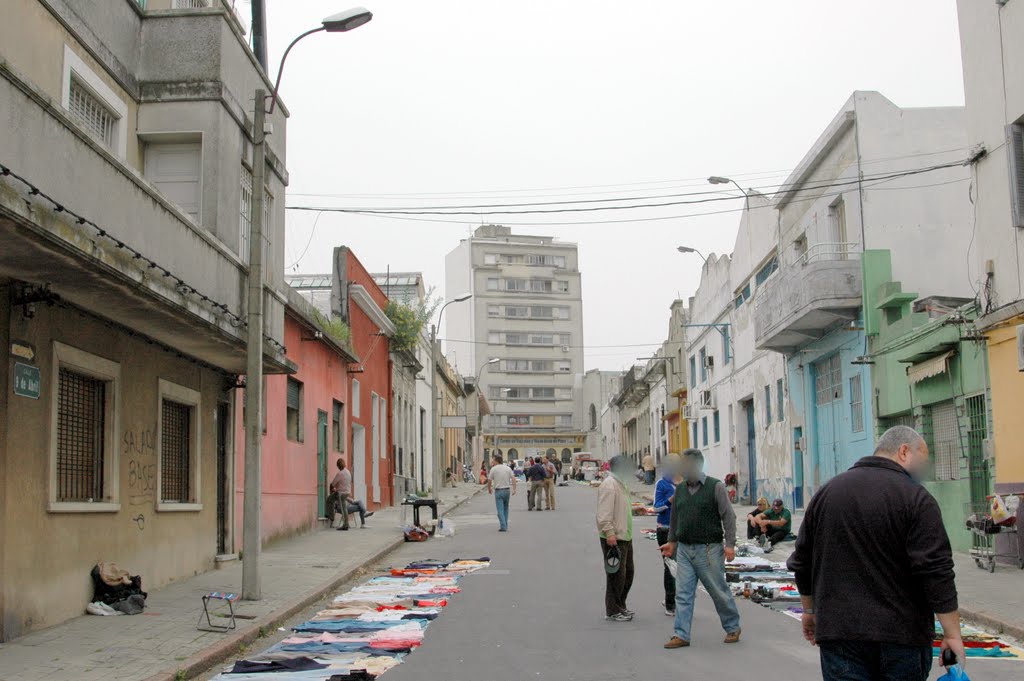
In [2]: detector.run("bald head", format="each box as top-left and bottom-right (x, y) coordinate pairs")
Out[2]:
(874, 425), (929, 481)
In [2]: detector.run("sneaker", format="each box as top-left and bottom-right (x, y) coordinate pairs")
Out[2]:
(665, 606), (675, 617)
(607, 612), (633, 622)
(360, 525), (369, 529)
(621, 609), (635, 618)
(664, 636), (690, 649)
(757, 534), (767, 548)
(724, 628), (742, 644)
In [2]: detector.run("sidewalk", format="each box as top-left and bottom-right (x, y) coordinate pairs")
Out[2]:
(0, 485), (485, 681)
(628, 479), (1024, 641)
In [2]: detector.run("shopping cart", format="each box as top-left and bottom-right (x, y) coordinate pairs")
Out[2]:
(964, 497), (1023, 572)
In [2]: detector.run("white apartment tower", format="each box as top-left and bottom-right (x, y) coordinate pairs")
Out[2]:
(446, 225), (585, 464)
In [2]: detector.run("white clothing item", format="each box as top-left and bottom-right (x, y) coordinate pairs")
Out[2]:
(488, 464), (515, 489)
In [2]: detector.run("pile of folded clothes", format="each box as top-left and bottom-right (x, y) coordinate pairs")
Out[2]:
(209, 558), (490, 680)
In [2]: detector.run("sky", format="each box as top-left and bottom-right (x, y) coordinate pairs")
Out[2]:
(256, 0), (966, 371)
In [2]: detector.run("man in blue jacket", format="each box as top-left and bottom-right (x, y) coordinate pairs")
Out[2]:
(654, 454), (684, 616)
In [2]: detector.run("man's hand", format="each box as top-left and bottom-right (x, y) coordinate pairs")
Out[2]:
(724, 546), (735, 562)
(801, 613), (816, 645)
(606, 535), (618, 548)
(659, 541), (676, 558)
(940, 635), (965, 668)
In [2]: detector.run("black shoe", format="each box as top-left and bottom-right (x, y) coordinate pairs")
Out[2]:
(365, 511), (375, 518)
(337, 526), (350, 531)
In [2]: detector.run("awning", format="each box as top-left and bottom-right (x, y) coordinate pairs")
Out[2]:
(907, 350), (954, 385)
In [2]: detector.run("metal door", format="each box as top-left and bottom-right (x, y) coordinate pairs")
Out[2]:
(813, 354), (842, 485)
(216, 402), (229, 554)
(317, 410), (328, 518)
(745, 400), (757, 502)
(965, 395), (993, 553)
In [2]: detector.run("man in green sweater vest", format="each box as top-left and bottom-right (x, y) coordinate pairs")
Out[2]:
(659, 448), (741, 649)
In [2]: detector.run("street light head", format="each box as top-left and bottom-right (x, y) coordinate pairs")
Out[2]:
(677, 246), (696, 254)
(453, 294), (473, 303)
(486, 357), (501, 364)
(707, 176), (731, 185)
(322, 7), (373, 32)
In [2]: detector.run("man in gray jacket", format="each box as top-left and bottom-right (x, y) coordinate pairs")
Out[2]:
(596, 456), (635, 622)
(659, 448), (740, 648)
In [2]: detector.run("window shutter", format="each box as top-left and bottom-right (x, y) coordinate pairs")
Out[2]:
(287, 379), (301, 410)
(1009, 124), (1024, 229)
(145, 143), (201, 222)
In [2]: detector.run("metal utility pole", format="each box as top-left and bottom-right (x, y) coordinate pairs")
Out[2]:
(430, 323), (440, 499)
(242, 88), (267, 601)
(251, 0), (269, 71)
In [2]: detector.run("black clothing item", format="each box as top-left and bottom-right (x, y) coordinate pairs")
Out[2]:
(818, 641), (932, 681)
(231, 657), (328, 673)
(671, 476), (724, 544)
(526, 463), (548, 482)
(656, 526), (676, 610)
(328, 672), (374, 681)
(111, 594), (146, 615)
(90, 566), (147, 608)
(600, 538), (634, 617)
(787, 456), (958, 647)
(765, 528), (788, 546)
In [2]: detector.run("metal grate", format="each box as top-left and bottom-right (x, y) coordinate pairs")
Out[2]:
(849, 374), (864, 433)
(161, 399), (192, 503)
(965, 395), (990, 503)
(68, 78), (116, 148)
(814, 354), (842, 405)
(929, 400), (960, 482)
(57, 368), (106, 501)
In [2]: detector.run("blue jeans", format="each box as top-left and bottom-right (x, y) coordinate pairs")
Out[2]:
(494, 488), (511, 530)
(673, 543), (741, 641)
(819, 641), (932, 681)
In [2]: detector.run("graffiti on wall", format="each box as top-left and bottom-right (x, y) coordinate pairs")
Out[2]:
(125, 428), (156, 508)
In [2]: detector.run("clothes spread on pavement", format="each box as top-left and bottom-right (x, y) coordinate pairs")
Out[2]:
(210, 558), (491, 679)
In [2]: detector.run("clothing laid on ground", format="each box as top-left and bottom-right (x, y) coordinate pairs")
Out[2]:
(787, 456), (958, 648)
(230, 656), (328, 673)
(600, 538), (635, 617)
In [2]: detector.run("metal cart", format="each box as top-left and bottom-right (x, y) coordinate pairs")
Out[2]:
(965, 496), (1024, 572)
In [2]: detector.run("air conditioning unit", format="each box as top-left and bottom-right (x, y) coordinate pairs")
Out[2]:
(561, 345), (570, 353)
(703, 355), (715, 370)
(1017, 324), (1024, 372)
(682, 404), (696, 420)
(699, 389), (716, 410)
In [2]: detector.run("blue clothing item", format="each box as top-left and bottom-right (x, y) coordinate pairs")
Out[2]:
(654, 476), (677, 527)
(819, 641), (932, 681)
(495, 488), (511, 530)
(265, 641), (372, 655)
(526, 463), (548, 482)
(294, 620), (423, 633)
(673, 542), (740, 642)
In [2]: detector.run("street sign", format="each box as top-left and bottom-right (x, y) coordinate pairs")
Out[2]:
(440, 415), (467, 429)
(14, 362), (41, 399)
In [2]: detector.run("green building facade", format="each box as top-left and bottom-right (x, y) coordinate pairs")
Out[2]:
(863, 250), (992, 552)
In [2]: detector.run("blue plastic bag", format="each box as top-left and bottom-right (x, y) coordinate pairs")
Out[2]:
(937, 664), (969, 681)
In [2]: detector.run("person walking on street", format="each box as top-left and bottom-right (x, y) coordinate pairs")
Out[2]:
(596, 456), (636, 622)
(523, 457), (534, 509)
(544, 455), (559, 511)
(328, 458), (352, 531)
(787, 426), (963, 681)
(642, 452), (656, 485)
(654, 454), (684, 616)
(659, 448), (741, 649)
(527, 457), (549, 511)
(487, 454), (517, 532)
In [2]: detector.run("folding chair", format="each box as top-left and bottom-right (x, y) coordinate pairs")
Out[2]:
(197, 591), (240, 631)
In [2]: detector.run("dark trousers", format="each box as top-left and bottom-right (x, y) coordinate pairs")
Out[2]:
(644, 470), (656, 485)
(766, 528), (788, 545)
(747, 522), (761, 540)
(656, 527), (675, 610)
(819, 641), (932, 681)
(599, 538), (634, 617)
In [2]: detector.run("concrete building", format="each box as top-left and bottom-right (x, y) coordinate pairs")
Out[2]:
(956, 0), (1024, 501)
(686, 193), (789, 502)
(661, 300), (690, 457)
(599, 375), (623, 460)
(755, 91), (971, 504)
(435, 351), (469, 485)
(580, 369), (621, 459)
(0, 0), (291, 639)
(445, 225), (586, 464)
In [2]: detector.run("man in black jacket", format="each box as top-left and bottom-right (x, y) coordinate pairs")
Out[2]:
(787, 426), (963, 681)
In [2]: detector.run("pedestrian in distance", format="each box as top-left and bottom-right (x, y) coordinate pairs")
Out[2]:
(487, 454), (517, 532)
(745, 497), (770, 540)
(787, 426), (963, 681)
(524, 457), (535, 509)
(654, 453), (684, 617)
(527, 457), (549, 511)
(596, 455), (636, 622)
(328, 458), (352, 531)
(544, 455), (558, 510)
(642, 451), (656, 485)
(754, 498), (792, 552)
(659, 448), (741, 649)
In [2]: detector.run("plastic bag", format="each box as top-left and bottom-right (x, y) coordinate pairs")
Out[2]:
(991, 495), (1010, 525)
(937, 664), (969, 681)
(437, 519), (456, 538)
(663, 557), (677, 579)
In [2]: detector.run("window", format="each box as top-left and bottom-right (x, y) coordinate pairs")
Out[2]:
(333, 400), (345, 452)
(691, 422), (698, 448)
(754, 256), (779, 287)
(734, 283), (752, 309)
(506, 333), (525, 345)
(777, 379), (785, 423)
(1009, 122), (1024, 229)
(764, 386), (772, 424)
(62, 46), (127, 156)
(488, 332), (502, 344)
(156, 378), (201, 511)
(500, 254), (524, 264)
(590, 404), (598, 430)
(529, 279), (553, 292)
(699, 347), (707, 382)
(487, 305), (500, 317)
(531, 360), (553, 372)
(50, 343), (120, 512)
(713, 410), (721, 443)
(263, 188), (274, 282)
(484, 253), (497, 265)
(534, 415), (555, 427)
(506, 306), (529, 317)
(722, 325), (731, 364)
(240, 164), (252, 261)
(505, 359), (529, 372)
(929, 400), (959, 481)
(487, 278), (499, 291)
(556, 360), (571, 372)
(557, 415), (573, 427)
(794, 234), (808, 261)
(286, 378), (304, 441)
(531, 306), (554, 318)
(531, 334), (554, 345)
(557, 280), (570, 292)
(558, 334), (571, 345)
(689, 355), (697, 388)
(849, 375), (864, 433)
(507, 415), (530, 426)
(828, 199), (848, 258)
(352, 379), (361, 417)
(814, 355), (843, 405)
(533, 387), (555, 399)
(701, 416), (708, 447)
(145, 143), (202, 222)
(505, 279), (527, 291)
(556, 306), (570, 319)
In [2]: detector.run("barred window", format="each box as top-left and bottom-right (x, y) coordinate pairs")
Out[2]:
(849, 375), (864, 433)
(161, 400), (192, 503)
(929, 400), (960, 481)
(814, 354), (843, 405)
(239, 164), (252, 262)
(56, 368), (107, 502)
(68, 78), (116, 148)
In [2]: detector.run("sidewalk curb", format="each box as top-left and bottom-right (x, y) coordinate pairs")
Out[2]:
(144, 489), (484, 681)
(960, 608), (1024, 642)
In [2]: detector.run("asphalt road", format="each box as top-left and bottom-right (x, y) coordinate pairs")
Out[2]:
(379, 483), (1014, 681)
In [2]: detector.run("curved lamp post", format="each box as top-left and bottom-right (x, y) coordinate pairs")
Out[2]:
(677, 245), (708, 264)
(430, 294), (472, 499)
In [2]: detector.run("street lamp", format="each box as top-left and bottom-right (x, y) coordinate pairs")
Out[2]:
(474, 357), (500, 467)
(707, 175), (748, 196)
(430, 294), (472, 500)
(677, 245), (708, 264)
(242, 7), (372, 602)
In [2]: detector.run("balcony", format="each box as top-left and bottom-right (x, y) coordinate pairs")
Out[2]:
(755, 244), (863, 353)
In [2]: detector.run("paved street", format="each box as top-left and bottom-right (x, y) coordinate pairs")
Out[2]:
(356, 485), (1012, 681)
